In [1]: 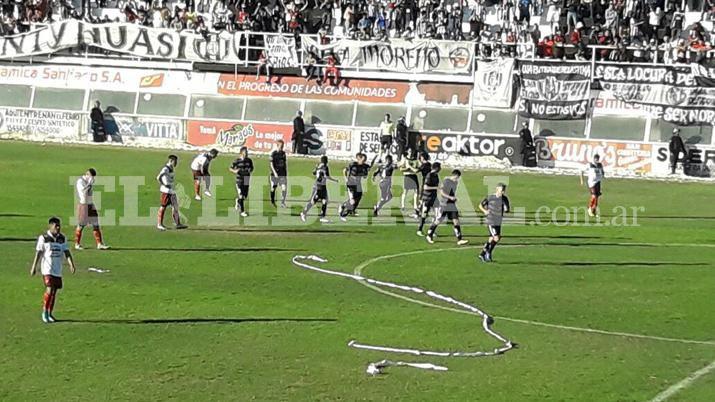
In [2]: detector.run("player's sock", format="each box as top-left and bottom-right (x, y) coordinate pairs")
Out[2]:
(238, 199), (245, 213)
(427, 223), (437, 238)
(418, 217), (427, 232)
(93, 228), (103, 245)
(194, 181), (200, 197)
(270, 188), (276, 205)
(49, 292), (56, 313)
(303, 201), (313, 214)
(172, 208), (181, 225)
(75, 227), (83, 246)
(320, 203), (327, 218)
(43, 292), (51, 311)
(281, 190), (287, 205)
(489, 240), (498, 253)
(482, 242), (491, 254)
(340, 201), (349, 217)
(454, 225), (462, 240)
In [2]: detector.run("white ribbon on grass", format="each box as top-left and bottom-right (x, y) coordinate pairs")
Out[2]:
(291, 255), (517, 374)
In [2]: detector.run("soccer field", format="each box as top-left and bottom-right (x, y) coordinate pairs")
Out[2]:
(1, 141), (714, 401)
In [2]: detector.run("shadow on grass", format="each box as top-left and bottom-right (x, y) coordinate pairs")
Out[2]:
(58, 317), (337, 325)
(0, 237), (36, 242)
(497, 261), (708, 267)
(188, 228), (370, 234)
(107, 247), (302, 252)
(464, 235), (631, 240)
(502, 242), (661, 248)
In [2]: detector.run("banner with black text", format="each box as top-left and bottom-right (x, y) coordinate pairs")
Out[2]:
(264, 35), (298, 68)
(516, 61), (592, 120)
(0, 20), (245, 63)
(301, 37), (473, 74)
(594, 64), (715, 126)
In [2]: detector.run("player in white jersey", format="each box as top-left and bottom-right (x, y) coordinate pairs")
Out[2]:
(191, 148), (219, 201)
(157, 155), (187, 231)
(31, 217), (77, 323)
(580, 154), (605, 217)
(74, 168), (109, 250)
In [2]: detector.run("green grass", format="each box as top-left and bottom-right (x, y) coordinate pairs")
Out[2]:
(1, 140), (714, 401)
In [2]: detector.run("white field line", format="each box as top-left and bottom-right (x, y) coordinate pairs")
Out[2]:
(353, 246), (715, 347)
(649, 359), (715, 402)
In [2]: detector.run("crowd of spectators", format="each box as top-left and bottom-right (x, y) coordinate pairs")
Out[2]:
(1, 0), (714, 64)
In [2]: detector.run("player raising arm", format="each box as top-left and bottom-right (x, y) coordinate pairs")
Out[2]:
(191, 148), (219, 201)
(478, 183), (510, 263)
(31, 217), (77, 323)
(580, 154), (604, 217)
(74, 168), (109, 250)
(301, 156), (338, 223)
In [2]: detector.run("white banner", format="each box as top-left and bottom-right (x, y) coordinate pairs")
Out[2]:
(473, 59), (514, 108)
(107, 115), (184, 147)
(0, 107), (81, 140)
(264, 35), (298, 68)
(302, 37), (473, 74)
(0, 20), (245, 63)
(0, 64), (219, 93)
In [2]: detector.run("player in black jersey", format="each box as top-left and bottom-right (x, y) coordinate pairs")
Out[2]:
(269, 140), (288, 208)
(372, 154), (396, 216)
(301, 156), (337, 223)
(426, 169), (469, 245)
(229, 147), (254, 217)
(416, 162), (441, 236)
(338, 153), (372, 221)
(415, 152), (432, 217)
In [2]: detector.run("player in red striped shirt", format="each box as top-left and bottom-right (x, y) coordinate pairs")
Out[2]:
(31, 217), (77, 323)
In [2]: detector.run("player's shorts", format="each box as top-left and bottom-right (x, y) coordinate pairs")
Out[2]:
(236, 183), (250, 199)
(160, 192), (177, 208)
(487, 225), (502, 237)
(43, 275), (63, 289)
(379, 180), (392, 200)
(192, 169), (202, 180)
(270, 175), (287, 188)
(312, 185), (328, 202)
(347, 185), (361, 201)
(77, 203), (99, 227)
(421, 191), (438, 203)
(589, 182), (602, 197)
(403, 174), (418, 190)
(438, 205), (459, 221)
(380, 136), (393, 147)
(421, 194), (437, 213)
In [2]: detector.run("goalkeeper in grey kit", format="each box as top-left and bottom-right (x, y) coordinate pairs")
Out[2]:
(478, 183), (510, 263)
